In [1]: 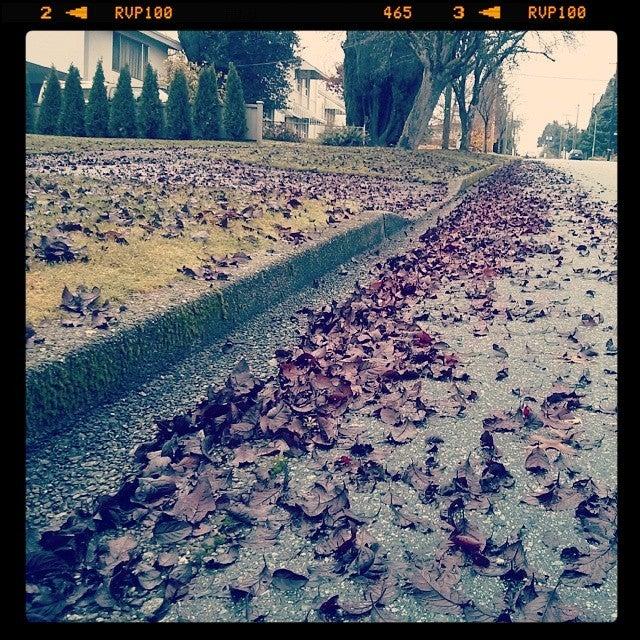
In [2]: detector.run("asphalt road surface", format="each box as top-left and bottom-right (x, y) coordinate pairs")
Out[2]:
(27, 159), (618, 622)
(543, 159), (616, 202)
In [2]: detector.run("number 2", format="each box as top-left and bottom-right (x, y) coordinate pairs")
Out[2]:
(40, 5), (52, 19)
(453, 5), (465, 19)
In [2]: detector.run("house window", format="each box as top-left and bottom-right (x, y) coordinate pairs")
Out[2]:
(304, 79), (311, 108)
(112, 32), (148, 80)
(296, 77), (303, 94)
(325, 109), (336, 127)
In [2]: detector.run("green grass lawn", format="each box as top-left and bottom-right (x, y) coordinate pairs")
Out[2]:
(26, 135), (498, 326)
(26, 135), (496, 183)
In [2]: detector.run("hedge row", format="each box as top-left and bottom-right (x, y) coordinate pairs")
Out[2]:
(29, 61), (247, 141)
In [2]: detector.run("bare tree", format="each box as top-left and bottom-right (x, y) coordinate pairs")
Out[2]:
(494, 94), (508, 153)
(452, 31), (562, 151)
(507, 115), (523, 155)
(454, 32), (519, 151)
(475, 74), (503, 152)
(325, 62), (344, 98)
(397, 31), (482, 150)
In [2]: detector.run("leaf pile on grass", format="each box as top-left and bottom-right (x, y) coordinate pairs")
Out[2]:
(34, 231), (88, 263)
(26, 324), (44, 346)
(25, 139), (486, 325)
(26, 135), (497, 184)
(178, 251), (251, 282)
(60, 285), (119, 329)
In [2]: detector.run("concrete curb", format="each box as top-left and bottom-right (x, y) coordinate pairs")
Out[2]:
(26, 161), (506, 438)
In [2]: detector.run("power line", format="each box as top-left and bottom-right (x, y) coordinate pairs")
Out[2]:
(513, 73), (610, 81)
(235, 58), (299, 68)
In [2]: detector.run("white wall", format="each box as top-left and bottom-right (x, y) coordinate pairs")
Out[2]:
(245, 103), (264, 141)
(28, 30), (173, 100)
(272, 67), (346, 139)
(84, 32), (170, 90)
(147, 42), (169, 82)
(84, 31), (114, 83)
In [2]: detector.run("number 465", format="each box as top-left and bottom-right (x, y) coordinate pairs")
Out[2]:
(384, 6), (413, 19)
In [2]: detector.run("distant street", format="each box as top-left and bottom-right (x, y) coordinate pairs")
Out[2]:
(542, 159), (617, 203)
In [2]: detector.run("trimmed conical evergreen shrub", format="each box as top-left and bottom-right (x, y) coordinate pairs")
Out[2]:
(193, 65), (222, 140)
(223, 63), (247, 141)
(109, 66), (137, 138)
(59, 64), (85, 136)
(26, 80), (35, 133)
(37, 67), (62, 135)
(138, 63), (164, 139)
(166, 69), (192, 140)
(86, 61), (109, 137)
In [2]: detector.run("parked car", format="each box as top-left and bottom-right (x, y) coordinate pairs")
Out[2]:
(568, 149), (584, 160)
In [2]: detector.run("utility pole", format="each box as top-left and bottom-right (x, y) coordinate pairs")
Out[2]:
(560, 113), (569, 158)
(572, 104), (580, 149)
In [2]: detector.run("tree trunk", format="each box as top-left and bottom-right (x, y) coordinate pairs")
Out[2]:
(397, 67), (443, 150)
(459, 110), (470, 151)
(454, 86), (472, 152)
(369, 85), (381, 144)
(441, 85), (452, 150)
(379, 83), (406, 146)
(483, 122), (489, 153)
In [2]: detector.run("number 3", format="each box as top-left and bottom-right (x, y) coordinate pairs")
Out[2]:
(453, 5), (465, 19)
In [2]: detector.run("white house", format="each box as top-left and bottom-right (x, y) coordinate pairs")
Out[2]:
(26, 32), (345, 141)
(26, 30), (181, 102)
(269, 59), (346, 140)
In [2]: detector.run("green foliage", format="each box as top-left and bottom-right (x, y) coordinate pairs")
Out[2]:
(193, 65), (222, 140)
(539, 74), (617, 159)
(222, 63), (247, 141)
(138, 63), (164, 139)
(319, 125), (366, 147)
(178, 31), (299, 112)
(109, 66), (138, 138)
(537, 120), (574, 157)
(269, 457), (289, 478)
(37, 67), (62, 135)
(86, 61), (109, 137)
(579, 73), (617, 157)
(26, 80), (35, 133)
(166, 69), (192, 140)
(59, 65), (85, 137)
(263, 122), (301, 142)
(343, 31), (422, 146)
(190, 534), (226, 565)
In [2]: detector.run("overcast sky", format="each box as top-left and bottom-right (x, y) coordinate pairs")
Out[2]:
(165, 30), (617, 154)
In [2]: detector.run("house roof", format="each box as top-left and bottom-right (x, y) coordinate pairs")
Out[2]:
(138, 31), (181, 50)
(295, 59), (328, 82)
(26, 61), (68, 82)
